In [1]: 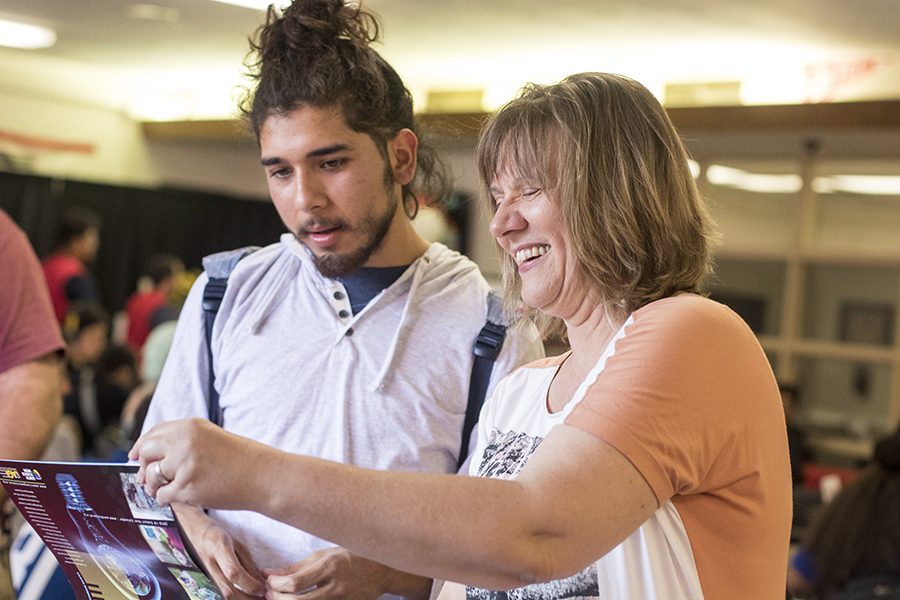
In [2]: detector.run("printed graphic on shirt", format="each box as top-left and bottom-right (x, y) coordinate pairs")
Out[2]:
(475, 428), (543, 480)
(468, 428), (600, 600)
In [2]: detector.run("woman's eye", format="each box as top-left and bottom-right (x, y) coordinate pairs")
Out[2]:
(522, 187), (540, 198)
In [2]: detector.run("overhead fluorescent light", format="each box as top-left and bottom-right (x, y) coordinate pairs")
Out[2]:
(0, 19), (57, 50)
(813, 175), (900, 196)
(703, 167), (900, 196)
(706, 164), (802, 194)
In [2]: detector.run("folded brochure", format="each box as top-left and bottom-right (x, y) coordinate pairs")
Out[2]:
(0, 459), (223, 600)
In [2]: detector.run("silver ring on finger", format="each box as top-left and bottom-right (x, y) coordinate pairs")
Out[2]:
(153, 461), (172, 485)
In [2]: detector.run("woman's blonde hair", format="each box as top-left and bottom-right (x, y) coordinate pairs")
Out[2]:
(477, 72), (717, 340)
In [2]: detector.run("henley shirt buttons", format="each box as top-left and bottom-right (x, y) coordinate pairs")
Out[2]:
(338, 309), (350, 319)
(345, 328), (354, 336)
(333, 291), (344, 300)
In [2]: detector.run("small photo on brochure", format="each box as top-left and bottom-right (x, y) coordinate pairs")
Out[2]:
(140, 524), (197, 568)
(170, 567), (224, 600)
(120, 472), (174, 521)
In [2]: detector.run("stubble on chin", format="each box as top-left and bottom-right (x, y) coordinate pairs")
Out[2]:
(313, 250), (366, 279)
(309, 198), (398, 279)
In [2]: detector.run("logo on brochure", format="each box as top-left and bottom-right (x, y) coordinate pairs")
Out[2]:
(22, 468), (42, 481)
(0, 467), (20, 480)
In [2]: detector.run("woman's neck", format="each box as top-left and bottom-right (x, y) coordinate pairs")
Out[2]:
(565, 306), (619, 366)
(546, 308), (620, 412)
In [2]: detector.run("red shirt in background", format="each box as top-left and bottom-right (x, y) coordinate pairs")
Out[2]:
(41, 253), (86, 324)
(125, 289), (167, 353)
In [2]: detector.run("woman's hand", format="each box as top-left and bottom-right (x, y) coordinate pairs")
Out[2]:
(129, 418), (278, 509)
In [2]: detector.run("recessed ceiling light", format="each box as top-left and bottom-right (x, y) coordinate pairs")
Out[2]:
(0, 19), (57, 50)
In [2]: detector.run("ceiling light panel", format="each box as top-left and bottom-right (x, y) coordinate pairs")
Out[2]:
(0, 19), (57, 50)
(814, 176), (900, 196)
(707, 164), (803, 194)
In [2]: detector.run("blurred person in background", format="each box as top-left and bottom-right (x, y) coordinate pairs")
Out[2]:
(41, 206), (101, 324)
(120, 269), (200, 449)
(61, 301), (110, 457)
(123, 253), (185, 359)
(788, 428), (900, 599)
(92, 343), (141, 458)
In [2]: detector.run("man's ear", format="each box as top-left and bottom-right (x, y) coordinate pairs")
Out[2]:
(389, 128), (418, 186)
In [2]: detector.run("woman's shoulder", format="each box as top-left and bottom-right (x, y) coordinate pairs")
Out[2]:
(627, 294), (758, 355)
(634, 293), (745, 330)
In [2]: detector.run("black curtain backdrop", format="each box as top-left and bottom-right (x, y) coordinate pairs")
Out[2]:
(0, 171), (286, 315)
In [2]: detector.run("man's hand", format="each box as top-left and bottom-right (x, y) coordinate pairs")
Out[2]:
(174, 504), (266, 599)
(264, 547), (432, 600)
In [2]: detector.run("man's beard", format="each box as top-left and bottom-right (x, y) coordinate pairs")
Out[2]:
(309, 192), (399, 279)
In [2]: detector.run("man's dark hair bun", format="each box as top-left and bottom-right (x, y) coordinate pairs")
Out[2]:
(280, 0), (379, 50)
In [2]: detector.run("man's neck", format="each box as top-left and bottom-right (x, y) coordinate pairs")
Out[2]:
(365, 211), (430, 268)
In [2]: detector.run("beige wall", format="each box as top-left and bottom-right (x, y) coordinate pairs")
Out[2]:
(0, 86), (155, 187)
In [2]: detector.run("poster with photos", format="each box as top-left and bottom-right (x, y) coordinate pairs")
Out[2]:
(0, 460), (223, 600)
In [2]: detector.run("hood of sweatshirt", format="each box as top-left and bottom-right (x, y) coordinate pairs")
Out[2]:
(236, 233), (486, 393)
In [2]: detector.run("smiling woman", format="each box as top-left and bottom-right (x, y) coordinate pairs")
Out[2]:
(132, 72), (792, 600)
(479, 74), (716, 338)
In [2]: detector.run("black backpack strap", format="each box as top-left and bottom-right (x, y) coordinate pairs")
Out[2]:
(457, 290), (507, 471)
(201, 246), (259, 427)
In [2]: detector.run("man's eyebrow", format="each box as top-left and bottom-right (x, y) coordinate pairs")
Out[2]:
(307, 143), (350, 158)
(260, 144), (351, 167)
